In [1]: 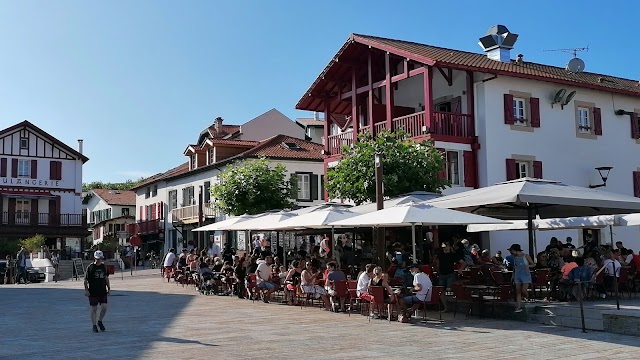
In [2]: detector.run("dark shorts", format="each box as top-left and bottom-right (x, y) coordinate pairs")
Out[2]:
(89, 295), (108, 306)
(438, 273), (456, 289)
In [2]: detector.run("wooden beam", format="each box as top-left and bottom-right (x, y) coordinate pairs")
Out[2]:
(436, 67), (453, 86)
(323, 101), (331, 154)
(385, 52), (394, 130)
(351, 67), (358, 143)
(368, 50), (374, 137)
(466, 71), (476, 136)
(424, 66), (433, 130)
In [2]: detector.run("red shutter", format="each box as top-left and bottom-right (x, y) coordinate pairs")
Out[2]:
(593, 107), (602, 135)
(436, 148), (447, 181)
(31, 160), (37, 179)
(633, 171), (640, 198)
(11, 159), (18, 178)
(463, 151), (477, 188)
(50, 161), (62, 180)
(533, 161), (543, 179)
(31, 200), (39, 225)
(57, 161), (63, 180)
(529, 97), (540, 128)
(151, 204), (156, 220)
(8, 198), (15, 225)
(506, 159), (517, 181)
(503, 94), (515, 125)
(157, 202), (164, 220)
(0, 158), (6, 177)
(139, 206), (143, 221)
(145, 205), (149, 220)
(631, 113), (640, 139)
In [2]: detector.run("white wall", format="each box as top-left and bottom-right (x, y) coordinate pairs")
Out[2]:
(475, 75), (640, 253)
(239, 109), (306, 141)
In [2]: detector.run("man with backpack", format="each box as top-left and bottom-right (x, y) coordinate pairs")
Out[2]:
(85, 250), (110, 333)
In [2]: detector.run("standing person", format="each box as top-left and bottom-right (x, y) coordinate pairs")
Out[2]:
(163, 248), (176, 283)
(15, 246), (28, 284)
(51, 251), (60, 282)
(508, 244), (535, 313)
(319, 234), (331, 258)
(85, 250), (110, 333)
(222, 242), (235, 263)
(4, 255), (15, 284)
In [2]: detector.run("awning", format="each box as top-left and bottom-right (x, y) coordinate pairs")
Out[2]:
(0, 190), (55, 198)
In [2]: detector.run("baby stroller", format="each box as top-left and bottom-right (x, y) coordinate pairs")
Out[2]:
(198, 272), (216, 295)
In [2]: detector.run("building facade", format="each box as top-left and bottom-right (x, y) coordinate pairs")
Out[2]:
(85, 189), (136, 244)
(0, 121), (89, 256)
(132, 109), (325, 254)
(296, 25), (640, 252)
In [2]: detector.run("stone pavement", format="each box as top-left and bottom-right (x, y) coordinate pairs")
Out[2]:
(1, 269), (639, 360)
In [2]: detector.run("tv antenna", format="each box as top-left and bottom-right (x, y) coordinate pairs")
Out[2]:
(543, 46), (589, 58)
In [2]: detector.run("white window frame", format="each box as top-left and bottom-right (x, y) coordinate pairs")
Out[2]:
(17, 160), (30, 178)
(515, 161), (530, 179)
(191, 155), (197, 169)
(16, 199), (30, 222)
(209, 148), (215, 164)
(20, 137), (29, 149)
(513, 97), (527, 125)
(578, 107), (591, 133)
(445, 150), (462, 186)
(297, 173), (311, 200)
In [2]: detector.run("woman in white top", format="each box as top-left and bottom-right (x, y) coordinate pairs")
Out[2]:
(301, 262), (331, 311)
(595, 250), (620, 298)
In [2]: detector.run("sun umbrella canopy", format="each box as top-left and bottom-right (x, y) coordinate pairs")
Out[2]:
(329, 202), (508, 227)
(349, 192), (441, 215)
(426, 178), (640, 218)
(270, 207), (359, 230)
(192, 214), (261, 232)
(616, 213), (640, 226)
(222, 210), (297, 231)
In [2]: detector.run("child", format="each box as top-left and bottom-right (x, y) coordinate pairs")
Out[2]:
(278, 265), (287, 285)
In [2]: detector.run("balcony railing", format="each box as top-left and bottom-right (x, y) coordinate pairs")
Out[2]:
(171, 202), (217, 223)
(326, 111), (475, 156)
(0, 212), (86, 227)
(126, 219), (163, 235)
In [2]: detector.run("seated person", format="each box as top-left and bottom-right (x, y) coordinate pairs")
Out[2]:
(558, 256), (578, 300)
(284, 261), (303, 305)
(324, 262), (347, 312)
(220, 261), (235, 295)
(492, 251), (504, 266)
(368, 266), (396, 319)
(398, 264), (432, 317)
(198, 259), (213, 280)
(356, 264), (375, 302)
(255, 256), (277, 303)
(301, 261), (331, 311)
(278, 265), (287, 285)
(568, 257), (592, 300)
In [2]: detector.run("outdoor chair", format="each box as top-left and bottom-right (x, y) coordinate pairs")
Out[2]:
(332, 280), (349, 312)
(531, 268), (550, 299)
(452, 282), (473, 318)
(347, 280), (363, 316)
(415, 286), (444, 322)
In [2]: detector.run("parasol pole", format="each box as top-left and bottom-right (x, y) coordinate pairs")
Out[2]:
(411, 223), (417, 262)
(609, 225), (620, 310)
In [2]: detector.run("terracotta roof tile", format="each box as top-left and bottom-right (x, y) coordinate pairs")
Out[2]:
(242, 135), (324, 160)
(132, 162), (189, 190)
(92, 189), (137, 206)
(206, 139), (258, 147)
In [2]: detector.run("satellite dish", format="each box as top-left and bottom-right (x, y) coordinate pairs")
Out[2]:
(561, 91), (577, 109)
(566, 58), (585, 73)
(551, 89), (566, 108)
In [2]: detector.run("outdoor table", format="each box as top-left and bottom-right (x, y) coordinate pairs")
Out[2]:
(464, 285), (499, 318)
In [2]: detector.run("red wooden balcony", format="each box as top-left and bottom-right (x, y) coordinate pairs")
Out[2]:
(326, 111), (475, 156)
(127, 219), (162, 235)
(0, 212), (86, 227)
(170, 202), (217, 223)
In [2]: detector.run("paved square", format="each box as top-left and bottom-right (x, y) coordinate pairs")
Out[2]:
(1, 269), (639, 360)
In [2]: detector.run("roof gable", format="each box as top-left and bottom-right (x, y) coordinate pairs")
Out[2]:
(131, 162), (189, 191)
(92, 189), (137, 206)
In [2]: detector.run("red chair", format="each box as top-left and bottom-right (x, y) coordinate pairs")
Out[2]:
(367, 286), (389, 321)
(386, 265), (397, 278)
(346, 280), (362, 316)
(246, 274), (259, 302)
(332, 280), (349, 312)
(618, 267), (632, 299)
(415, 286), (444, 321)
(532, 269), (550, 299)
(420, 265), (434, 278)
(452, 283), (473, 318)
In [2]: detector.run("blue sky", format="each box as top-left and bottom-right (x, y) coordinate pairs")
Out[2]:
(0, 1), (637, 183)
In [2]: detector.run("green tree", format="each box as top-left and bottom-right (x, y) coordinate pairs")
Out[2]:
(19, 234), (46, 253)
(82, 179), (144, 192)
(326, 130), (448, 205)
(210, 157), (296, 216)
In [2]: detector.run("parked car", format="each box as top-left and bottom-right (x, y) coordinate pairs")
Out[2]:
(26, 259), (46, 283)
(0, 260), (6, 282)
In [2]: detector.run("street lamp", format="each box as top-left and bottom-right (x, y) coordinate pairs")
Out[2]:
(374, 152), (383, 211)
(589, 166), (613, 188)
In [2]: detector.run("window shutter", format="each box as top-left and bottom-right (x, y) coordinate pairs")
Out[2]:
(311, 174), (319, 200)
(529, 97), (540, 128)
(436, 148), (447, 180)
(290, 173), (297, 200)
(631, 113), (640, 139)
(31, 200), (39, 225)
(157, 202), (162, 219)
(7, 198), (16, 225)
(503, 94), (515, 125)
(320, 175), (325, 202)
(463, 151), (477, 188)
(139, 206), (144, 221)
(31, 160), (37, 179)
(593, 107), (603, 135)
(533, 160), (543, 179)
(11, 159), (18, 178)
(56, 161), (62, 180)
(506, 159), (517, 181)
(633, 171), (640, 198)
(0, 158), (6, 177)
(50, 161), (56, 180)
(151, 204), (156, 220)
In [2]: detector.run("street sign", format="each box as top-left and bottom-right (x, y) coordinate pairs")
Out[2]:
(117, 231), (130, 239)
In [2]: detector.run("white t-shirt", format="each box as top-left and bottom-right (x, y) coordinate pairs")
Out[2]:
(255, 261), (271, 283)
(163, 252), (176, 267)
(603, 258), (621, 277)
(413, 272), (433, 302)
(625, 254), (634, 265)
(356, 272), (371, 296)
(209, 244), (221, 257)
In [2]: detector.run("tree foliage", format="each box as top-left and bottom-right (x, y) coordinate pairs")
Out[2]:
(210, 157), (296, 216)
(326, 130), (449, 205)
(82, 179), (143, 192)
(19, 234), (46, 253)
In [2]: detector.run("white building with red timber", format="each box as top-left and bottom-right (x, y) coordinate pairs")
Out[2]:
(85, 189), (136, 244)
(296, 25), (640, 252)
(0, 120), (89, 255)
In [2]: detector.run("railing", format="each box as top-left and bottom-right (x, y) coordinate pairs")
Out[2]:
(431, 111), (474, 138)
(358, 125), (371, 134)
(374, 121), (387, 134)
(0, 212), (86, 227)
(392, 111), (427, 138)
(171, 202), (217, 223)
(327, 131), (354, 156)
(126, 219), (163, 235)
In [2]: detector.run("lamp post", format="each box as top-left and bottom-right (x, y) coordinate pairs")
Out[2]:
(374, 152), (385, 265)
(589, 166), (613, 188)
